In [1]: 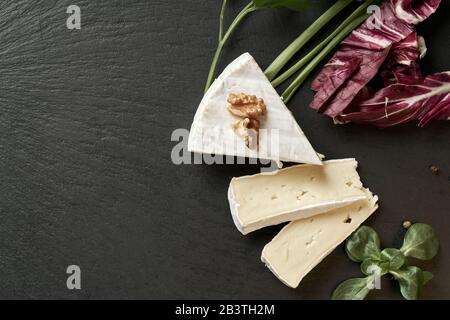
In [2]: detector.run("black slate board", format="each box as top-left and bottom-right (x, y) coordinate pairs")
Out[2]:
(0, 0), (449, 299)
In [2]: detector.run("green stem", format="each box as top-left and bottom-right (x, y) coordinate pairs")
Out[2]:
(219, 0), (228, 41)
(281, 14), (368, 104)
(272, 0), (376, 88)
(389, 270), (400, 278)
(204, 2), (257, 93)
(264, 0), (353, 81)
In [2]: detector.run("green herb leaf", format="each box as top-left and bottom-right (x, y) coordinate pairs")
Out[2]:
(332, 276), (373, 300)
(400, 223), (439, 260)
(337, 223), (438, 300)
(345, 226), (381, 262)
(390, 266), (433, 300)
(361, 258), (388, 276)
(381, 248), (406, 270)
(422, 271), (434, 286)
(252, 0), (311, 10)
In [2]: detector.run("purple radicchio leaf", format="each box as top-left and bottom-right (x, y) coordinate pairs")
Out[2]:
(383, 32), (424, 69)
(381, 63), (423, 86)
(310, 46), (390, 116)
(336, 71), (450, 128)
(337, 32), (450, 127)
(309, 0), (441, 117)
(380, 33), (425, 85)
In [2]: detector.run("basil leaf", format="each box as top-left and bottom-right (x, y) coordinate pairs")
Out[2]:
(381, 248), (406, 270)
(390, 266), (432, 300)
(400, 223), (439, 260)
(332, 276), (373, 300)
(361, 258), (388, 276)
(252, 0), (311, 10)
(345, 226), (381, 262)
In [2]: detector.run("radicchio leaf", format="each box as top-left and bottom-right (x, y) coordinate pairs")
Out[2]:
(336, 31), (450, 127)
(340, 0), (441, 50)
(381, 63), (423, 86)
(380, 33), (424, 85)
(336, 71), (450, 128)
(383, 32), (422, 68)
(310, 0), (441, 118)
(310, 46), (390, 115)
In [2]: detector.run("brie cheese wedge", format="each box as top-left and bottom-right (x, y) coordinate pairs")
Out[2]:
(188, 53), (322, 165)
(228, 159), (368, 235)
(261, 189), (378, 288)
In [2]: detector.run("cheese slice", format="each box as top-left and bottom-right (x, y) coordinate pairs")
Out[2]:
(188, 53), (322, 165)
(228, 159), (368, 235)
(261, 189), (378, 288)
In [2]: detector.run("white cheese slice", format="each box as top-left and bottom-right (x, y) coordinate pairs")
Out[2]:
(261, 189), (378, 288)
(228, 159), (368, 235)
(188, 53), (322, 165)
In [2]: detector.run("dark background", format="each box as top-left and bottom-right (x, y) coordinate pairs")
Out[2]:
(0, 0), (448, 299)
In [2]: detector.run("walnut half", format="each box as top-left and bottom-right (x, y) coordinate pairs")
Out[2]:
(227, 93), (266, 119)
(227, 93), (266, 149)
(232, 118), (260, 148)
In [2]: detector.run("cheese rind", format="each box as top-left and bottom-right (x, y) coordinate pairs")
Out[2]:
(188, 53), (322, 165)
(261, 189), (378, 288)
(228, 159), (368, 235)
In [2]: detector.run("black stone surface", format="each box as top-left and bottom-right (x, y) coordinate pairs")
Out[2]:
(0, 0), (449, 299)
